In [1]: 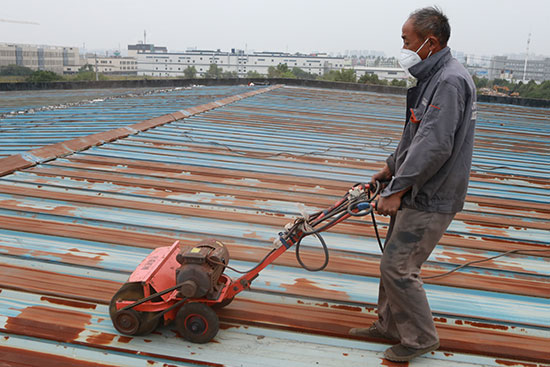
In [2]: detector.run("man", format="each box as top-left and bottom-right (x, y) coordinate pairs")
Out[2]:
(350, 6), (477, 363)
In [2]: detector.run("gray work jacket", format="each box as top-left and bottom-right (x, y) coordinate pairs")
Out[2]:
(382, 47), (476, 213)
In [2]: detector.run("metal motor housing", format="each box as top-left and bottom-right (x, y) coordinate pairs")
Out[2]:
(175, 239), (229, 299)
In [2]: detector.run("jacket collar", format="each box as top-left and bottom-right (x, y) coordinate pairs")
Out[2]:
(409, 47), (452, 81)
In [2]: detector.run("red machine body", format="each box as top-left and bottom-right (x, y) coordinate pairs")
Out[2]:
(110, 182), (380, 343)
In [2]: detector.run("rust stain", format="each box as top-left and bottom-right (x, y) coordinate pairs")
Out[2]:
(68, 248), (109, 256)
(330, 304), (363, 312)
(86, 332), (116, 345)
(5, 306), (91, 343)
(242, 231), (262, 240)
(453, 319), (509, 331)
(32, 249), (104, 267)
(281, 278), (350, 301)
(0, 345), (116, 367)
(464, 321), (509, 331)
(0, 262), (121, 304)
(0, 245), (31, 257)
(40, 296), (97, 310)
(117, 335), (133, 343)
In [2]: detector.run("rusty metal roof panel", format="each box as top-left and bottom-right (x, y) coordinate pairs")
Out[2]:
(0, 85), (261, 158)
(0, 85), (549, 366)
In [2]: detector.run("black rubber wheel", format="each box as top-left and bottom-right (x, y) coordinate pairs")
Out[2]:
(176, 302), (219, 344)
(211, 297), (234, 309)
(109, 282), (160, 336)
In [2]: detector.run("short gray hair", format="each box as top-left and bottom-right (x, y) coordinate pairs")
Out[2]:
(409, 6), (450, 46)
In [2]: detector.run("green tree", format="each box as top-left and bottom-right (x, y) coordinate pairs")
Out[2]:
(472, 75), (489, 89)
(79, 64), (94, 72)
(71, 70), (107, 81)
(222, 70), (238, 78)
(320, 70), (340, 82)
(267, 63), (296, 78)
(390, 79), (407, 87)
(358, 73), (388, 85)
(291, 67), (318, 80)
(0, 64), (34, 76)
(521, 80), (550, 99)
(246, 70), (263, 78)
(320, 69), (356, 82)
(26, 70), (63, 82)
(204, 64), (223, 79)
(183, 66), (197, 79)
(339, 68), (356, 83)
(267, 66), (278, 78)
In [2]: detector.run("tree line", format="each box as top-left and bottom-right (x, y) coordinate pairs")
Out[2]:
(2, 63), (549, 99)
(473, 75), (550, 100)
(0, 63), (406, 87)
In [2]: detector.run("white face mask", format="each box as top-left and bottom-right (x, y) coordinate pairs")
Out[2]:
(398, 38), (431, 72)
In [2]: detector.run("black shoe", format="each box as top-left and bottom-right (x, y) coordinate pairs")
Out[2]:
(384, 342), (440, 362)
(349, 324), (399, 342)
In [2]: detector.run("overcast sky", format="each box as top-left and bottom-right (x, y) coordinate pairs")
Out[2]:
(2, 0), (549, 58)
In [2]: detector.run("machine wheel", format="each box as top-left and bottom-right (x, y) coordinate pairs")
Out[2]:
(112, 309), (141, 335)
(109, 282), (160, 336)
(211, 297), (234, 309)
(176, 302), (219, 344)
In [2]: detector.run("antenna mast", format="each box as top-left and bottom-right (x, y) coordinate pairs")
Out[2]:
(522, 32), (531, 82)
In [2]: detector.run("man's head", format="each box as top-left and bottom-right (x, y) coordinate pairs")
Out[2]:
(401, 6), (450, 60)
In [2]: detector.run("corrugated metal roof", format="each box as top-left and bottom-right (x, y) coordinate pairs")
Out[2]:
(0, 85), (262, 158)
(0, 84), (549, 367)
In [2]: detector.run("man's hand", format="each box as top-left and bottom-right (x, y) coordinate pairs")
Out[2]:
(375, 194), (402, 217)
(370, 163), (392, 189)
(375, 188), (410, 217)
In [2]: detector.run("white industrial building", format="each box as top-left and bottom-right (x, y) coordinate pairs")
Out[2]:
(489, 55), (550, 82)
(0, 42), (79, 74)
(65, 54), (137, 75)
(135, 48), (350, 78)
(354, 66), (408, 82)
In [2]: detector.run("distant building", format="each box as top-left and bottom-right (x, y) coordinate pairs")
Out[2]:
(489, 55), (550, 82)
(354, 66), (407, 82)
(0, 42), (79, 74)
(136, 47), (349, 78)
(72, 54), (137, 75)
(128, 43), (168, 58)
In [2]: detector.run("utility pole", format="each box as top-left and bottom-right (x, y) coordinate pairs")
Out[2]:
(522, 32), (531, 82)
(144, 30), (147, 45)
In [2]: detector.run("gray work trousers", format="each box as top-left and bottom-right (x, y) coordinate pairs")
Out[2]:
(374, 207), (455, 349)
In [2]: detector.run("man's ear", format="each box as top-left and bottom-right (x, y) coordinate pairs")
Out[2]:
(428, 35), (440, 51)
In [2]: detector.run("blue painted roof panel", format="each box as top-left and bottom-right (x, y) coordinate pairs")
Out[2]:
(0, 85), (548, 366)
